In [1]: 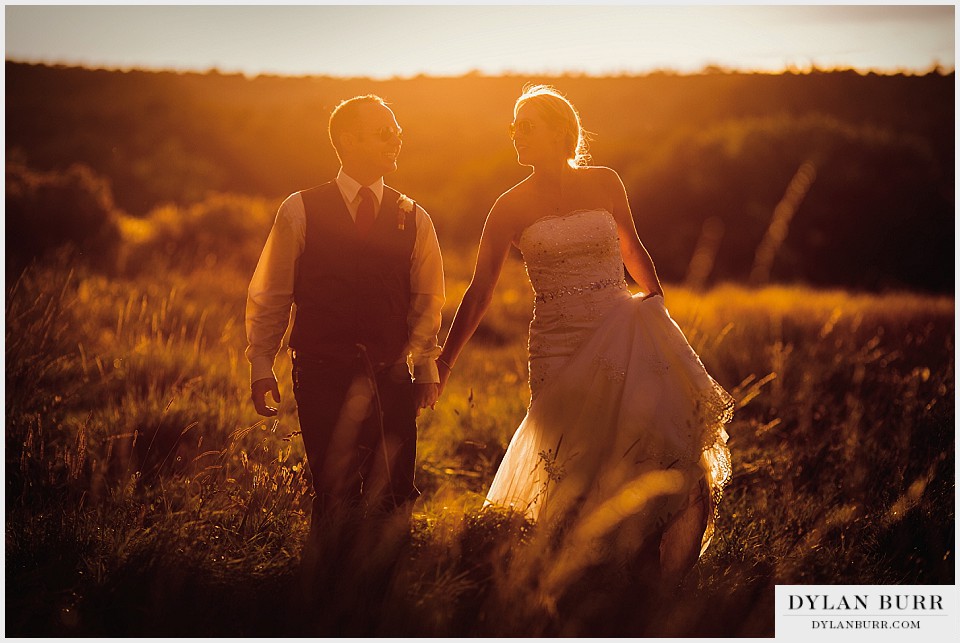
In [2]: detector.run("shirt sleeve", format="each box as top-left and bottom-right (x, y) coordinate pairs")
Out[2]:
(407, 204), (445, 383)
(245, 194), (305, 385)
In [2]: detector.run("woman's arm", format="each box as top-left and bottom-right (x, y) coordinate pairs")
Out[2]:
(437, 198), (516, 391)
(600, 167), (664, 298)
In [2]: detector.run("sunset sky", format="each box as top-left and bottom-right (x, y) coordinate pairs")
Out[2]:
(4, 3), (955, 78)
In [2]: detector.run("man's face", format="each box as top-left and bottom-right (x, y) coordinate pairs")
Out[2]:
(343, 102), (403, 177)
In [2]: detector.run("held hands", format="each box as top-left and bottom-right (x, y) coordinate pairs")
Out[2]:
(251, 377), (281, 417)
(414, 382), (440, 416)
(414, 357), (452, 416)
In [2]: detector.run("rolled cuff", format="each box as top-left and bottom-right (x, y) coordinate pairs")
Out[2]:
(412, 359), (440, 384)
(250, 358), (278, 387)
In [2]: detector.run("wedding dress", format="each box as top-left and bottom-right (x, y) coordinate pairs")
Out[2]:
(484, 209), (733, 555)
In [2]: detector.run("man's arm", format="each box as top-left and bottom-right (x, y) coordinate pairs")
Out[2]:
(245, 194), (305, 416)
(406, 204), (445, 410)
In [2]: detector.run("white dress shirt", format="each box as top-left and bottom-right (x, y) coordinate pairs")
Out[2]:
(245, 169), (445, 385)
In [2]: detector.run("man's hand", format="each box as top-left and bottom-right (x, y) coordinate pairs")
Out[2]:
(251, 377), (281, 417)
(414, 382), (440, 416)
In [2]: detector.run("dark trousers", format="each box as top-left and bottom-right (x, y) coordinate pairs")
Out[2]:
(292, 353), (419, 523)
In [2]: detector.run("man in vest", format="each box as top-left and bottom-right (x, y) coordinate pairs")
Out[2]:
(245, 95), (444, 527)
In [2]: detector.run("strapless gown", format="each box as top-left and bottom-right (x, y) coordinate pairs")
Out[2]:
(484, 209), (733, 555)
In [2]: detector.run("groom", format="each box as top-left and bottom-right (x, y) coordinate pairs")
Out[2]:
(245, 95), (444, 525)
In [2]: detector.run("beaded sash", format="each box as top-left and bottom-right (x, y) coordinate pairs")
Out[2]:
(534, 277), (628, 303)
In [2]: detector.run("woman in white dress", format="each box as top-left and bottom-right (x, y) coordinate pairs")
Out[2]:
(437, 85), (733, 585)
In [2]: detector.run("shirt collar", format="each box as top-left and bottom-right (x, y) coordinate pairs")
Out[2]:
(336, 169), (384, 206)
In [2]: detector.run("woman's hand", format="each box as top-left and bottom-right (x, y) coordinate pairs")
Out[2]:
(436, 357), (453, 398)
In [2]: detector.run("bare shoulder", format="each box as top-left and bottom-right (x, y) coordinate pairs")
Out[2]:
(580, 165), (624, 187)
(585, 165), (629, 207)
(486, 182), (531, 230)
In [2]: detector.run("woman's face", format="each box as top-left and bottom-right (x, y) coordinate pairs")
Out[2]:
(511, 102), (563, 168)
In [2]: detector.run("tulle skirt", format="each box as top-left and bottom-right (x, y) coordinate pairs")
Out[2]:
(484, 294), (733, 555)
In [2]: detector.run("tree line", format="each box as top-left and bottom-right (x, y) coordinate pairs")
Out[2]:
(5, 62), (954, 292)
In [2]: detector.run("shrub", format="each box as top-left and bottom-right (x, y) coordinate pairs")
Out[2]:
(5, 162), (122, 279)
(117, 193), (276, 275)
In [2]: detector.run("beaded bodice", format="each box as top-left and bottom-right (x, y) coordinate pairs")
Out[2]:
(518, 209), (628, 310)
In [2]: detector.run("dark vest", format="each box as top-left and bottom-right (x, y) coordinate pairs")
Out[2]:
(290, 181), (417, 367)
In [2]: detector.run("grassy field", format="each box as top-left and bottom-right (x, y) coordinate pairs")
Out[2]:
(5, 251), (954, 637)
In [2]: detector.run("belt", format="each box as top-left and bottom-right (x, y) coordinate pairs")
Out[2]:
(290, 348), (404, 376)
(534, 278), (627, 303)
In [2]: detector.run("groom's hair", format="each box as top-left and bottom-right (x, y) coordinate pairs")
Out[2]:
(328, 94), (389, 159)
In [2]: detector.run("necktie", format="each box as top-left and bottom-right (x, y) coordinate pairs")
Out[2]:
(356, 187), (376, 237)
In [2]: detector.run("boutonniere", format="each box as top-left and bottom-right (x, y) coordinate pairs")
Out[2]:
(396, 194), (415, 230)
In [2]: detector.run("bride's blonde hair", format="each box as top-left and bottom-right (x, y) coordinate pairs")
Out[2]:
(515, 84), (591, 167)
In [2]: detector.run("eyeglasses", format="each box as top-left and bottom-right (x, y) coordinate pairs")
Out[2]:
(359, 126), (403, 142)
(508, 120), (535, 139)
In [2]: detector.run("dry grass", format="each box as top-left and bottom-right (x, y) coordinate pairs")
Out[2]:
(5, 252), (953, 636)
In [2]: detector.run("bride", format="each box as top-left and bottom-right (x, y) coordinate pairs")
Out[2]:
(436, 85), (733, 585)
